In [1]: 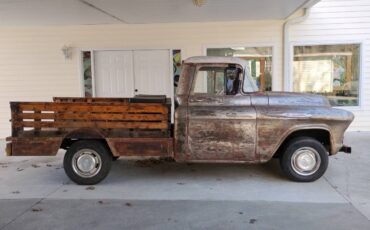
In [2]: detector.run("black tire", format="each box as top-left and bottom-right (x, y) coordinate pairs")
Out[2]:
(63, 140), (112, 185)
(280, 137), (329, 182)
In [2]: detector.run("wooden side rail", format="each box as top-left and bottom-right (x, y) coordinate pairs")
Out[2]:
(53, 96), (169, 104)
(10, 101), (169, 137)
(53, 97), (130, 103)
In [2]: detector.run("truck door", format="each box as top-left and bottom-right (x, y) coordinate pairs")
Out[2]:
(187, 65), (257, 161)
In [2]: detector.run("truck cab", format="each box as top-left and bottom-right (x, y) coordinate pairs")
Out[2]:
(175, 57), (258, 162)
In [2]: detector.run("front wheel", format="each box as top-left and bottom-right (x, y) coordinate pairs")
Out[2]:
(280, 137), (328, 182)
(63, 140), (112, 185)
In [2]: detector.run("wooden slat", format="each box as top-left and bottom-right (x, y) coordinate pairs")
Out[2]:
(10, 100), (170, 135)
(19, 112), (167, 121)
(14, 121), (168, 130)
(18, 102), (168, 114)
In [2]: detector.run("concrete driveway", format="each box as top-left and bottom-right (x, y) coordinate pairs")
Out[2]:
(0, 132), (369, 230)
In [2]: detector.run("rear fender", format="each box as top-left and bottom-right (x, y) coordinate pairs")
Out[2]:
(64, 128), (106, 139)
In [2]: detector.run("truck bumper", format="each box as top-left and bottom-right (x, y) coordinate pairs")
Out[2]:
(339, 145), (351, 154)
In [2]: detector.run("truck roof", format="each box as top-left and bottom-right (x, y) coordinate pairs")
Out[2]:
(184, 56), (247, 69)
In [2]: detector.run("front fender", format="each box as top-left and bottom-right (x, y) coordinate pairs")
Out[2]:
(256, 105), (354, 162)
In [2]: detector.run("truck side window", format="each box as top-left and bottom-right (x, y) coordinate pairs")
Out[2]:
(243, 70), (258, 93)
(192, 67), (241, 96)
(193, 67), (225, 95)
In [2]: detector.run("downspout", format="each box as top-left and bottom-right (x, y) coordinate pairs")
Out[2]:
(283, 7), (311, 91)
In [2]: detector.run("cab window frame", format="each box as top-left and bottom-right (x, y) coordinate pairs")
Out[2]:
(190, 64), (244, 96)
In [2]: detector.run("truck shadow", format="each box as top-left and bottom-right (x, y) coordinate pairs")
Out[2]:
(106, 158), (286, 185)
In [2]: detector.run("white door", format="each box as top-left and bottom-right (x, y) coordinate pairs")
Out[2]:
(133, 50), (171, 97)
(94, 50), (134, 97)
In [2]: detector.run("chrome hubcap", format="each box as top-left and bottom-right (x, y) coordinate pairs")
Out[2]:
(291, 147), (321, 176)
(72, 149), (102, 178)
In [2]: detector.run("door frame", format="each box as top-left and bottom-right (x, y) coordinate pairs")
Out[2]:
(79, 48), (182, 122)
(93, 50), (136, 98)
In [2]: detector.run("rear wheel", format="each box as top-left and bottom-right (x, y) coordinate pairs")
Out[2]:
(63, 140), (112, 185)
(280, 137), (328, 182)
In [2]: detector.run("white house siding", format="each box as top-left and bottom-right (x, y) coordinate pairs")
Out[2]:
(290, 0), (370, 131)
(0, 21), (283, 138)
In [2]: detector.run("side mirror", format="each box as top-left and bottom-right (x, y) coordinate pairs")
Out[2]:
(225, 67), (238, 78)
(174, 75), (180, 87)
(225, 67), (241, 95)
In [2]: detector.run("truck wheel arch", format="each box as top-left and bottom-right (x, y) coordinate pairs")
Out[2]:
(273, 128), (332, 158)
(60, 128), (108, 150)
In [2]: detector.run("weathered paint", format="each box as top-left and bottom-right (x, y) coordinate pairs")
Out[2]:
(106, 138), (173, 157)
(186, 98), (256, 161)
(10, 137), (63, 156)
(174, 57), (354, 163)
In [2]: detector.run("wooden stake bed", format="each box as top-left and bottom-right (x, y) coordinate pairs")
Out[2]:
(6, 96), (173, 157)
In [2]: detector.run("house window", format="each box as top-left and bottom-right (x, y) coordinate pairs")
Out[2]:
(207, 47), (273, 91)
(293, 44), (360, 106)
(82, 51), (92, 97)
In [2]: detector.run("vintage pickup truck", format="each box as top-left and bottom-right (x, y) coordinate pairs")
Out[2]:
(5, 56), (354, 185)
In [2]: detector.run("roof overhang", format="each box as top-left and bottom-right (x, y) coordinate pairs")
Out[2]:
(0, 0), (320, 26)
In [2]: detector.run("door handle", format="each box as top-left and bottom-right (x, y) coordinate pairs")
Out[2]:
(190, 98), (223, 103)
(226, 112), (237, 117)
(135, 89), (138, 92)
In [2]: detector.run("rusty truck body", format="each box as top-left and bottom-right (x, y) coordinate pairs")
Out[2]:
(5, 56), (354, 184)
